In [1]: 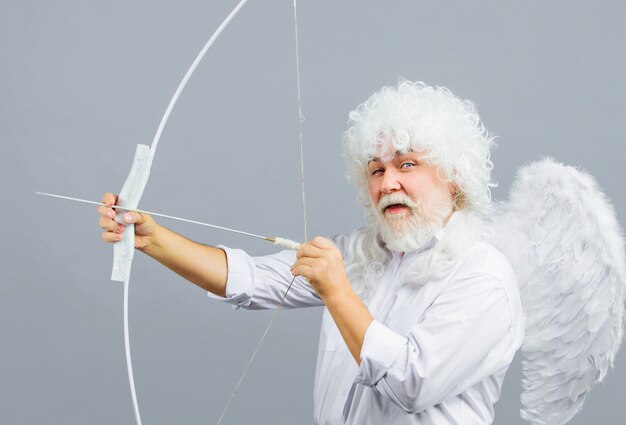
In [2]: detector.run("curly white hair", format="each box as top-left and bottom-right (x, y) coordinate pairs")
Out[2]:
(342, 79), (496, 216)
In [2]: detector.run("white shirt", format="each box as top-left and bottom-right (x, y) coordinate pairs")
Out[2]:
(213, 235), (524, 425)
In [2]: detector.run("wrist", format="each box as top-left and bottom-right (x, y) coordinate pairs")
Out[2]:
(321, 278), (355, 307)
(138, 223), (163, 255)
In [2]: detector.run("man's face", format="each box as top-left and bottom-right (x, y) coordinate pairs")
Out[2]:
(367, 151), (456, 251)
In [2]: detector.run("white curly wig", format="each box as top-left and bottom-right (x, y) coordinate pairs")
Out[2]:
(339, 80), (497, 297)
(343, 79), (495, 216)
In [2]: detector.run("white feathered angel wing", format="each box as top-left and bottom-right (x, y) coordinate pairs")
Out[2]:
(489, 158), (626, 425)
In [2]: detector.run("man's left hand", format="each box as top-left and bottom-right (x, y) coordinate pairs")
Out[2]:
(291, 237), (351, 301)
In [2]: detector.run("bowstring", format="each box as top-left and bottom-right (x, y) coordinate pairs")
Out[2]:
(215, 276), (298, 425)
(293, 0), (308, 242)
(215, 0), (308, 423)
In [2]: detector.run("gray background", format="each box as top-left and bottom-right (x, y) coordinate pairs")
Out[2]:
(2, 0), (625, 424)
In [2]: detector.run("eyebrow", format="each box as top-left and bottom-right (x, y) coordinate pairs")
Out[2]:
(368, 150), (412, 164)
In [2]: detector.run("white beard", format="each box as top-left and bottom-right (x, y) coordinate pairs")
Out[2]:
(375, 192), (452, 252)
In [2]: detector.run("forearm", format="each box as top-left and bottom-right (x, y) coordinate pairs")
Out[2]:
(290, 237), (373, 363)
(323, 288), (373, 365)
(139, 224), (228, 297)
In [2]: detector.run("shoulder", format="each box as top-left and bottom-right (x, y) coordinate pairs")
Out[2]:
(331, 227), (370, 255)
(453, 241), (525, 333)
(437, 211), (517, 288)
(461, 241), (518, 287)
(453, 241), (519, 298)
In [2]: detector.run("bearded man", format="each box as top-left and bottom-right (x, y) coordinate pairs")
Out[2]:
(98, 81), (525, 424)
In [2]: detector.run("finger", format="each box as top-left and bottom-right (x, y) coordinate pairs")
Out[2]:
(102, 192), (119, 207)
(102, 230), (123, 243)
(99, 216), (126, 233)
(291, 263), (313, 280)
(97, 205), (116, 220)
(310, 236), (335, 249)
(291, 257), (318, 271)
(296, 242), (325, 260)
(120, 211), (144, 225)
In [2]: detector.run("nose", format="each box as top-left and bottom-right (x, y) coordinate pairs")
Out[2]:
(380, 167), (401, 194)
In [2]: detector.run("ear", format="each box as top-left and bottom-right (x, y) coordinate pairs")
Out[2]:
(451, 184), (467, 209)
(450, 183), (460, 197)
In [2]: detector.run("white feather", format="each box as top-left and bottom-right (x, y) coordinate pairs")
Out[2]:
(489, 158), (625, 425)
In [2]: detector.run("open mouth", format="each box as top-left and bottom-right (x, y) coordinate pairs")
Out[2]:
(383, 203), (409, 214)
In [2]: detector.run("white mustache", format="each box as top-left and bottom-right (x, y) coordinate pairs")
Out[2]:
(378, 193), (420, 212)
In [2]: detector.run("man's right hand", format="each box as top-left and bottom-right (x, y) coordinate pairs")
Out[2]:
(97, 192), (158, 250)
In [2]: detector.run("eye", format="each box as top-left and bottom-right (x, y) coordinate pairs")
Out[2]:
(400, 161), (416, 169)
(371, 167), (384, 176)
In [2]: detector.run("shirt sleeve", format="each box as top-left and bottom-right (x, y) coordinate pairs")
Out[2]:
(355, 271), (521, 414)
(208, 245), (324, 310)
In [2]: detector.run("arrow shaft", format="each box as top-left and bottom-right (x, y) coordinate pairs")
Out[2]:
(35, 191), (273, 242)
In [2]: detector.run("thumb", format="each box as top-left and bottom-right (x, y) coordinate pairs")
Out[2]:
(115, 210), (144, 225)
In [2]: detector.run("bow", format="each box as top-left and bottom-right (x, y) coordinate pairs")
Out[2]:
(110, 1), (308, 423)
